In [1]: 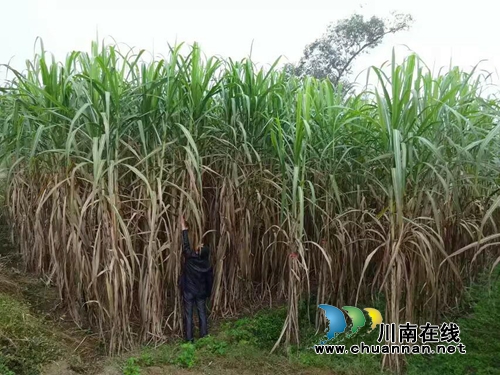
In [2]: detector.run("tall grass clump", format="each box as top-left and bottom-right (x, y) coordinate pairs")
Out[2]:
(1, 40), (499, 371)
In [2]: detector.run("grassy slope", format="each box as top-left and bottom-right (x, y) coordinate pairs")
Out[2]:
(0, 279), (107, 375)
(0, 293), (61, 375)
(0, 219), (105, 375)
(0, 218), (60, 375)
(407, 271), (500, 375)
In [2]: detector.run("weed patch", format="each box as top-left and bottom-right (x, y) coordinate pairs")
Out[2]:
(0, 293), (61, 375)
(407, 271), (500, 375)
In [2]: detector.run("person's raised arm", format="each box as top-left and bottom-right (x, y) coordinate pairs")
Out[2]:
(181, 216), (197, 258)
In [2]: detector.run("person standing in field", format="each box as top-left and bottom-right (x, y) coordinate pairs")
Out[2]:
(179, 215), (213, 342)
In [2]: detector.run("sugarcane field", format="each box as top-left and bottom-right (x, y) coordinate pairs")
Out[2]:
(0, 2), (499, 375)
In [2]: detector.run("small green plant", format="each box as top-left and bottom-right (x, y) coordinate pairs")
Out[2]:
(219, 308), (286, 349)
(175, 343), (196, 368)
(225, 324), (255, 344)
(156, 345), (176, 365)
(195, 335), (228, 355)
(250, 308), (287, 347)
(138, 351), (154, 367)
(0, 360), (14, 375)
(297, 351), (324, 368)
(122, 357), (141, 375)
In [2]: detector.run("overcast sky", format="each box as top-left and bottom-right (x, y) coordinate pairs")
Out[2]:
(1, 0), (499, 86)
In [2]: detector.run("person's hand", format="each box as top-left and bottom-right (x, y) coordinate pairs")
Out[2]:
(181, 215), (188, 231)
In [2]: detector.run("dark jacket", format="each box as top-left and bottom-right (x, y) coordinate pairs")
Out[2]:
(179, 229), (213, 299)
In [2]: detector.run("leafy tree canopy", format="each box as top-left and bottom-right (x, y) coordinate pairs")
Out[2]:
(287, 12), (413, 86)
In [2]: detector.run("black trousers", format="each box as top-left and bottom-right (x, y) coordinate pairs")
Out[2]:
(183, 292), (208, 341)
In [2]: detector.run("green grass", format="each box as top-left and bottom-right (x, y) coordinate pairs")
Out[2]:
(407, 271), (500, 375)
(122, 357), (142, 375)
(0, 293), (62, 375)
(120, 303), (386, 375)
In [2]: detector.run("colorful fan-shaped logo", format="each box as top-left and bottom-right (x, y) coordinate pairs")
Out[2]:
(317, 305), (383, 344)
